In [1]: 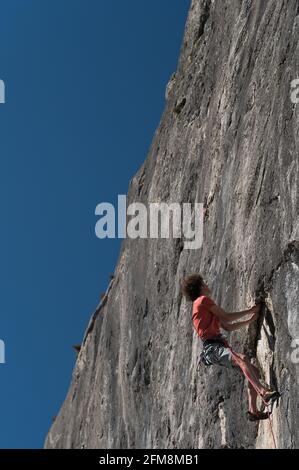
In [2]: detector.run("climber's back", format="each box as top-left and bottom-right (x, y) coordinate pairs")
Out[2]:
(192, 295), (220, 340)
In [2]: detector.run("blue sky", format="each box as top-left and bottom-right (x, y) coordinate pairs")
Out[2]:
(0, 0), (190, 448)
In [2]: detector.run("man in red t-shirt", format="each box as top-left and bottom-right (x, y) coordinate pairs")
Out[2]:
(181, 273), (280, 421)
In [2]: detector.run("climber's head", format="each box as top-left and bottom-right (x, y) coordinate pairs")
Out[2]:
(181, 274), (211, 301)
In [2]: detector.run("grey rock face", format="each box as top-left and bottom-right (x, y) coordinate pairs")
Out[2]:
(45, 0), (299, 449)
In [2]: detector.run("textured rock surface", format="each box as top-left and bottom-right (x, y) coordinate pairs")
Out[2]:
(45, 0), (299, 449)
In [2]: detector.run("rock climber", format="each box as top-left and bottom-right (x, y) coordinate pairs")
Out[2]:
(181, 273), (280, 421)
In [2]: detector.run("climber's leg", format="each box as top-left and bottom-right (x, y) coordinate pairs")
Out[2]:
(244, 361), (265, 413)
(231, 354), (267, 396)
(250, 363), (260, 381)
(247, 382), (258, 414)
(246, 362), (262, 385)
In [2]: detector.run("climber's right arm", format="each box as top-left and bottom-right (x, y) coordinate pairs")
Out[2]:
(210, 304), (260, 322)
(220, 312), (258, 331)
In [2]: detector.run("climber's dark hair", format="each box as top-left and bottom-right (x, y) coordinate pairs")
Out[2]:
(180, 274), (204, 301)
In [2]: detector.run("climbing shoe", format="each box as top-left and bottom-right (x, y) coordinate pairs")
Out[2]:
(247, 411), (269, 422)
(262, 390), (281, 413)
(263, 390), (281, 404)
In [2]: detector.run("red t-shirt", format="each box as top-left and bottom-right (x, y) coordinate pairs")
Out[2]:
(192, 295), (220, 340)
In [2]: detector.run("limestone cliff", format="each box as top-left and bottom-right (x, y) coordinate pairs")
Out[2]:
(45, 0), (299, 449)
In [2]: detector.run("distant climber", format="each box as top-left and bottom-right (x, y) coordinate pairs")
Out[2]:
(181, 274), (280, 421)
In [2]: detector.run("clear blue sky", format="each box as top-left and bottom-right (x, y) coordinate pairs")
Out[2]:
(0, 0), (190, 448)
